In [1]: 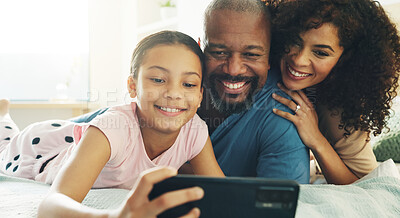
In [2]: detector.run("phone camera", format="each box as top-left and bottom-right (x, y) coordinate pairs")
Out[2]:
(255, 189), (295, 210)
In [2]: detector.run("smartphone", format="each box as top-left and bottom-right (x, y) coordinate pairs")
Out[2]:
(148, 175), (299, 218)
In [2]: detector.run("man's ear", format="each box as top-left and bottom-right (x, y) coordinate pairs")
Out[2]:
(127, 76), (137, 98)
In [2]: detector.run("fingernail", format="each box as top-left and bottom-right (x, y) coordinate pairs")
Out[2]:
(272, 93), (276, 98)
(273, 108), (277, 113)
(194, 187), (204, 198)
(193, 207), (201, 216)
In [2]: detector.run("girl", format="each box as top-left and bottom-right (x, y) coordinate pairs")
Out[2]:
(0, 30), (224, 217)
(267, 0), (400, 184)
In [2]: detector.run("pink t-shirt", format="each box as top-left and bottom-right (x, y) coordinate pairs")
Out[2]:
(36, 102), (208, 189)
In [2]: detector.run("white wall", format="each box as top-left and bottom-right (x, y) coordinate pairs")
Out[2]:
(10, 109), (76, 130)
(88, 0), (134, 107)
(380, 0), (400, 5)
(9, 0), (137, 128)
(383, 2), (400, 93)
(177, 0), (212, 42)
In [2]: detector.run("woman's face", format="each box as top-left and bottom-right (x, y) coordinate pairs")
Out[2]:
(280, 23), (344, 91)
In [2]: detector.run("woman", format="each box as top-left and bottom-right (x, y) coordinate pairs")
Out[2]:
(267, 0), (400, 184)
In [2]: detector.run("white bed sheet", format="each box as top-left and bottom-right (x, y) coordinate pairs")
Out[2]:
(0, 159), (399, 217)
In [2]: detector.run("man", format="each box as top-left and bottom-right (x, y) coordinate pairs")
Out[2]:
(72, 0), (309, 184)
(197, 0), (309, 183)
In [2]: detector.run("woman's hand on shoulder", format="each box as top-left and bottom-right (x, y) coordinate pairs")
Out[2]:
(272, 83), (325, 150)
(112, 167), (204, 218)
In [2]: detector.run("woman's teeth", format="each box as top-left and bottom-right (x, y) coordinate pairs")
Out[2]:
(222, 81), (246, 89)
(288, 66), (310, 77)
(160, 107), (181, 113)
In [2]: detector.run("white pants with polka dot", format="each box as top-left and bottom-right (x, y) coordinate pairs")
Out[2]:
(0, 115), (75, 180)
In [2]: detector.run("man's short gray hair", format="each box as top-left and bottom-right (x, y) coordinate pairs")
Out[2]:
(204, 0), (270, 33)
(205, 0), (269, 20)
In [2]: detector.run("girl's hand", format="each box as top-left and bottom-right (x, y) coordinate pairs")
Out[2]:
(272, 83), (324, 150)
(114, 167), (204, 218)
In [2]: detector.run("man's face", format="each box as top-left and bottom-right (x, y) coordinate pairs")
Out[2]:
(204, 10), (270, 114)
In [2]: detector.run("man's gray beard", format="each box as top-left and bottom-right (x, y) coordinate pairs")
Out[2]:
(208, 75), (259, 115)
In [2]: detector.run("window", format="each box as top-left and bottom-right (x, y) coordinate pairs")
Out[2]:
(0, 0), (89, 101)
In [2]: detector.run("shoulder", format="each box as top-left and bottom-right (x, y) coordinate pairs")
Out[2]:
(180, 114), (209, 146)
(107, 103), (136, 117)
(88, 103), (139, 160)
(181, 113), (208, 137)
(178, 114), (209, 160)
(251, 78), (297, 134)
(91, 103), (137, 125)
(317, 103), (372, 151)
(252, 100), (305, 150)
(265, 66), (281, 87)
(259, 114), (304, 149)
(244, 104), (304, 153)
(254, 67), (292, 114)
(317, 104), (347, 144)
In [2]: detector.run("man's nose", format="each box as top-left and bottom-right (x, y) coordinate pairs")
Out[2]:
(223, 54), (246, 76)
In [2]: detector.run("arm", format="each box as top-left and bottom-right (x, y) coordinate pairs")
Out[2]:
(38, 127), (204, 218)
(38, 126), (112, 217)
(190, 137), (225, 177)
(311, 137), (358, 184)
(272, 83), (358, 184)
(39, 167), (204, 218)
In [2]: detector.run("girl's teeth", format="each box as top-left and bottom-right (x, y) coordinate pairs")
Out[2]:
(223, 82), (245, 89)
(160, 107), (181, 113)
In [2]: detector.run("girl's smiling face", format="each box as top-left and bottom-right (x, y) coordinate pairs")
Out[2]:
(280, 23), (344, 91)
(129, 44), (203, 134)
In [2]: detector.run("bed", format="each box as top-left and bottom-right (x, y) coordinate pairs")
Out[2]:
(0, 159), (399, 218)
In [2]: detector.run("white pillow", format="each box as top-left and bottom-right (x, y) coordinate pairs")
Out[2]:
(356, 159), (400, 183)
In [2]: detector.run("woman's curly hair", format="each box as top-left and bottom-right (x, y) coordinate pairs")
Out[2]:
(267, 0), (400, 137)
